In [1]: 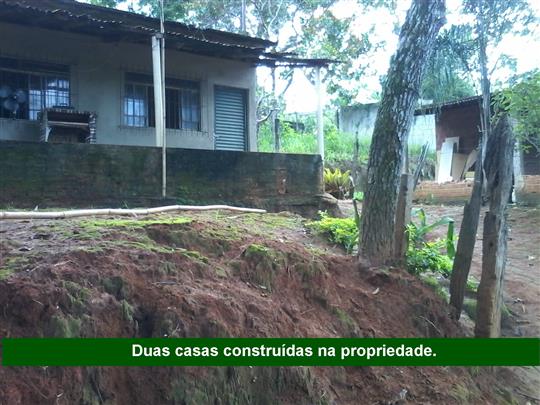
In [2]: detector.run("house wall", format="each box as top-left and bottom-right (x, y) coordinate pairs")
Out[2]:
(435, 104), (481, 154)
(0, 22), (258, 151)
(0, 141), (334, 216)
(338, 103), (436, 149)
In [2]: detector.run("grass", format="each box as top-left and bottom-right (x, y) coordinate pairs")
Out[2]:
(80, 216), (192, 229)
(0, 256), (31, 280)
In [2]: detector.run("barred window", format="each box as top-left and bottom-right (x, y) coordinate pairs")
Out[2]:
(123, 73), (200, 130)
(0, 58), (70, 120)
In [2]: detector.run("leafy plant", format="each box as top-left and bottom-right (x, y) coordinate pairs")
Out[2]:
(353, 191), (364, 201)
(406, 237), (453, 277)
(492, 70), (540, 153)
(307, 212), (359, 254)
(323, 168), (351, 199)
(406, 209), (456, 276)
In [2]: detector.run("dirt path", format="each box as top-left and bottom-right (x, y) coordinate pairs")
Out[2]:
(339, 201), (540, 338)
(420, 204), (540, 337)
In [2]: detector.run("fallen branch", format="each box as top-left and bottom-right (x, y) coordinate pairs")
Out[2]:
(0, 204), (266, 220)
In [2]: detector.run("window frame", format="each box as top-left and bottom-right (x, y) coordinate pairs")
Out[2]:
(122, 72), (201, 131)
(0, 57), (71, 121)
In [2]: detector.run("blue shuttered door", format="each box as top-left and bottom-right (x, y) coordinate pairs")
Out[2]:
(214, 86), (247, 151)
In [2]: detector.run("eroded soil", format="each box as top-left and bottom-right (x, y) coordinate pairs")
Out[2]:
(0, 210), (537, 404)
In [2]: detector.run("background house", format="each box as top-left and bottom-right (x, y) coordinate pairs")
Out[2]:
(0, 0), (300, 152)
(414, 95), (540, 204)
(415, 96), (482, 183)
(338, 102), (436, 149)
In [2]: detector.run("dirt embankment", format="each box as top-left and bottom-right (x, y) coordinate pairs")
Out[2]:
(0, 212), (530, 404)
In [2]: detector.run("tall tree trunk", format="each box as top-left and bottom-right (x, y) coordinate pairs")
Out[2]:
(360, 0), (446, 263)
(475, 115), (515, 337)
(449, 2), (490, 319)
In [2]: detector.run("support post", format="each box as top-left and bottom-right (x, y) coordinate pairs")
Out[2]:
(160, 17), (166, 198)
(152, 0), (167, 198)
(315, 66), (324, 160)
(152, 35), (164, 149)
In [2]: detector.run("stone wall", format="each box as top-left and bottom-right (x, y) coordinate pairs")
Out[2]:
(0, 141), (333, 216)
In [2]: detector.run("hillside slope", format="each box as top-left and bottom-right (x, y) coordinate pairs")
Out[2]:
(0, 211), (525, 404)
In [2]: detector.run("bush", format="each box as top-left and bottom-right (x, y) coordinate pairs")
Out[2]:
(406, 209), (456, 276)
(406, 238), (453, 276)
(307, 212), (359, 254)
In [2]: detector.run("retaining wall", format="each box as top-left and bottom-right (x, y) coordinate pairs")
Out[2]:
(0, 141), (334, 216)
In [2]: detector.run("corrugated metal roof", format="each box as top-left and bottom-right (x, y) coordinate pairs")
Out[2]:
(0, 0), (335, 66)
(415, 95), (482, 115)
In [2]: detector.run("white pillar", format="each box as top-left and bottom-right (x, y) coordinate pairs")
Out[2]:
(152, 35), (164, 148)
(316, 66), (324, 160)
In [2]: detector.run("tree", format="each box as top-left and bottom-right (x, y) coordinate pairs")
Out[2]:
(88, 0), (119, 7)
(421, 25), (476, 103)
(449, 0), (535, 320)
(360, 0), (445, 263)
(493, 70), (540, 153)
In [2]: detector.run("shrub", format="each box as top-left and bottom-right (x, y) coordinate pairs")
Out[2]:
(307, 212), (359, 254)
(406, 238), (453, 276)
(406, 209), (456, 276)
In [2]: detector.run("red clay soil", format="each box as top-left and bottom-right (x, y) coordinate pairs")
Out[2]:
(0, 212), (534, 404)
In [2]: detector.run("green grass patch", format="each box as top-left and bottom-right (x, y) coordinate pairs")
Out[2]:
(80, 216), (191, 229)
(0, 256), (31, 280)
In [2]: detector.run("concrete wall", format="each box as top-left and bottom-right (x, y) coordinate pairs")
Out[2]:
(0, 141), (332, 215)
(338, 103), (436, 149)
(0, 22), (258, 151)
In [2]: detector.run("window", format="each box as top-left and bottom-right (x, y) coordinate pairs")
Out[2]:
(124, 83), (153, 127)
(0, 58), (70, 120)
(123, 73), (200, 130)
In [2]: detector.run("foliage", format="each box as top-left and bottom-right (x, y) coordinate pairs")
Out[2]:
(258, 113), (436, 181)
(307, 212), (359, 254)
(406, 209), (456, 277)
(492, 70), (540, 153)
(353, 191), (364, 202)
(257, 114), (370, 167)
(258, 120), (317, 155)
(406, 238), (454, 277)
(421, 25), (476, 103)
(323, 168), (350, 199)
(88, 0), (118, 7)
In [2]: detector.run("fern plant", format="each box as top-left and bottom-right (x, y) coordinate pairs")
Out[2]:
(323, 168), (351, 199)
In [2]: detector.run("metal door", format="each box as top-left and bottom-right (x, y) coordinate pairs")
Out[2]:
(214, 86), (247, 151)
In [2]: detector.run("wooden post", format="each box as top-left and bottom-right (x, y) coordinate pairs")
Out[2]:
(394, 173), (414, 260)
(475, 115), (515, 337)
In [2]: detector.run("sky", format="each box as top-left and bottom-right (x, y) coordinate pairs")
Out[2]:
(281, 0), (540, 113)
